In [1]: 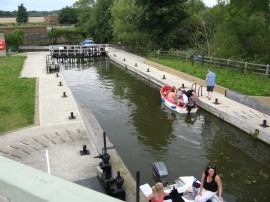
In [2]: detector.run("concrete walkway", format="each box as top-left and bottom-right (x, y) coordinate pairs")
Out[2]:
(107, 49), (270, 145)
(0, 52), (103, 201)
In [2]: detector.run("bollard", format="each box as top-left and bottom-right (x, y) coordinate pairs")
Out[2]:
(114, 54), (116, 57)
(135, 63), (137, 67)
(80, 145), (90, 155)
(68, 112), (76, 119)
(56, 73), (59, 77)
(62, 92), (67, 98)
(182, 83), (185, 88)
(146, 68), (150, 72)
(123, 58), (126, 61)
(260, 120), (269, 127)
(162, 75), (166, 79)
(213, 98), (220, 105)
(136, 171), (140, 202)
(110, 171), (125, 200)
(58, 81), (63, 86)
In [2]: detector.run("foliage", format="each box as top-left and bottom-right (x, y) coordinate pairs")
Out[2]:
(0, 10), (17, 17)
(0, 56), (35, 134)
(73, 0), (270, 63)
(1, 29), (24, 51)
(136, 0), (189, 49)
(73, 0), (95, 8)
(182, 0), (211, 54)
(110, 0), (142, 45)
(149, 57), (270, 96)
(16, 3), (28, 24)
(48, 28), (84, 44)
(85, 0), (113, 43)
(27, 10), (60, 17)
(58, 6), (79, 25)
(73, 0), (94, 37)
(0, 10), (60, 17)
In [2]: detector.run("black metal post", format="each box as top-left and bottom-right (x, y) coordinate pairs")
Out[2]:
(136, 171), (140, 202)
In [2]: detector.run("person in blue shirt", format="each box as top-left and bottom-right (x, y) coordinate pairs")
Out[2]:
(206, 68), (216, 100)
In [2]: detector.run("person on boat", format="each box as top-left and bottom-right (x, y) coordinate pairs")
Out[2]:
(147, 182), (169, 202)
(175, 87), (183, 99)
(167, 87), (178, 104)
(195, 165), (223, 202)
(178, 89), (199, 107)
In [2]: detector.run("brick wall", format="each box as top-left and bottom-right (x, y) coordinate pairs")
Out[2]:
(0, 26), (47, 33)
(0, 26), (69, 45)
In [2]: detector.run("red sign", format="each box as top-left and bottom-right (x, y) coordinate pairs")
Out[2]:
(0, 40), (5, 50)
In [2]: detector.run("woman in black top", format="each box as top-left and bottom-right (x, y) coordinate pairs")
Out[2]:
(195, 165), (223, 202)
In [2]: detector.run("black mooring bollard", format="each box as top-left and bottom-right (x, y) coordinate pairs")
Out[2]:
(214, 98), (220, 105)
(135, 63), (137, 67)
(162, 75), (166, 79)
(80, 145), (90, 155)
(58, 81), (63, 86)
(62, 92), (67, 98)
(114, 54), (116, 57)
(123, 58), (126, 61)
(136, 171), (140, 202)
(182, 83), (185, 88)
(146, 68), (150, 72)
(260, 120), (269, 127)
(68, 112), (76, 119)
(56, 73), (59, 77)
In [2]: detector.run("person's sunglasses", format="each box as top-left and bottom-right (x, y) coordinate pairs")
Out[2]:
(208, 165), (215, 169)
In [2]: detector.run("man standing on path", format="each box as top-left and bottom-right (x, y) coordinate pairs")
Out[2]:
(206, 68), (216, 100)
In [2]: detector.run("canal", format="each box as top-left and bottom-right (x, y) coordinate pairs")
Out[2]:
(61, 57), (270, 202)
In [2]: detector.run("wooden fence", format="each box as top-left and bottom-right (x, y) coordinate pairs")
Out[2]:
(156, 50), (270, 77)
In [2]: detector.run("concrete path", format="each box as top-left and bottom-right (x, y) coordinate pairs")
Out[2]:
(107, 49), (270, 145)
(0, 52), (102, 201)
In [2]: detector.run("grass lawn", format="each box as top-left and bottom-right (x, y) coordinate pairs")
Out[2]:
(0, 56), (35, 135)
(149, 57), (270, 96)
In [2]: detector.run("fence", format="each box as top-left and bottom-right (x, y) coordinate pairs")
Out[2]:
(156, 50), (270, 77)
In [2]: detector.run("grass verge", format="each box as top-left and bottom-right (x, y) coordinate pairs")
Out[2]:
(0, 56), (35, 135)
(149, 57), (270, 96)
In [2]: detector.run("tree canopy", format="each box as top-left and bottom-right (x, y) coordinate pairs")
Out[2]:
(4, 0), (269, 64)
(16, 3), (28, 24)
(58, 6), (79, 25)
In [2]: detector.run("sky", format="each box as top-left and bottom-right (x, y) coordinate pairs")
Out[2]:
(1, 0), (217, 11)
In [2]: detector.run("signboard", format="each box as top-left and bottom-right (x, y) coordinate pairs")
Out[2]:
(0, 40), (5, 50)
(191, 54), (204, 66)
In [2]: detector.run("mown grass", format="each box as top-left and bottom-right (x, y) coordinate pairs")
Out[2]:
(149, 57), (270, 96)
(0, 56), (35, 135)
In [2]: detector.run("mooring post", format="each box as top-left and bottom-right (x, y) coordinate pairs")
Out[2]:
(136, 171), (140, 202)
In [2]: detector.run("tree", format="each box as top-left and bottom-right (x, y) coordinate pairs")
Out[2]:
(136, 0), (188, 49)
(85, 0), (113, 43)
(73, 0), (94, 33)
(16, 4), (28, 24)
(183, 0), (212, 54)
(230, 0), (269, 14)
(58, 6), (78, 25)
(3, 29), (24, 51)
(110, 0), (142, 46)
